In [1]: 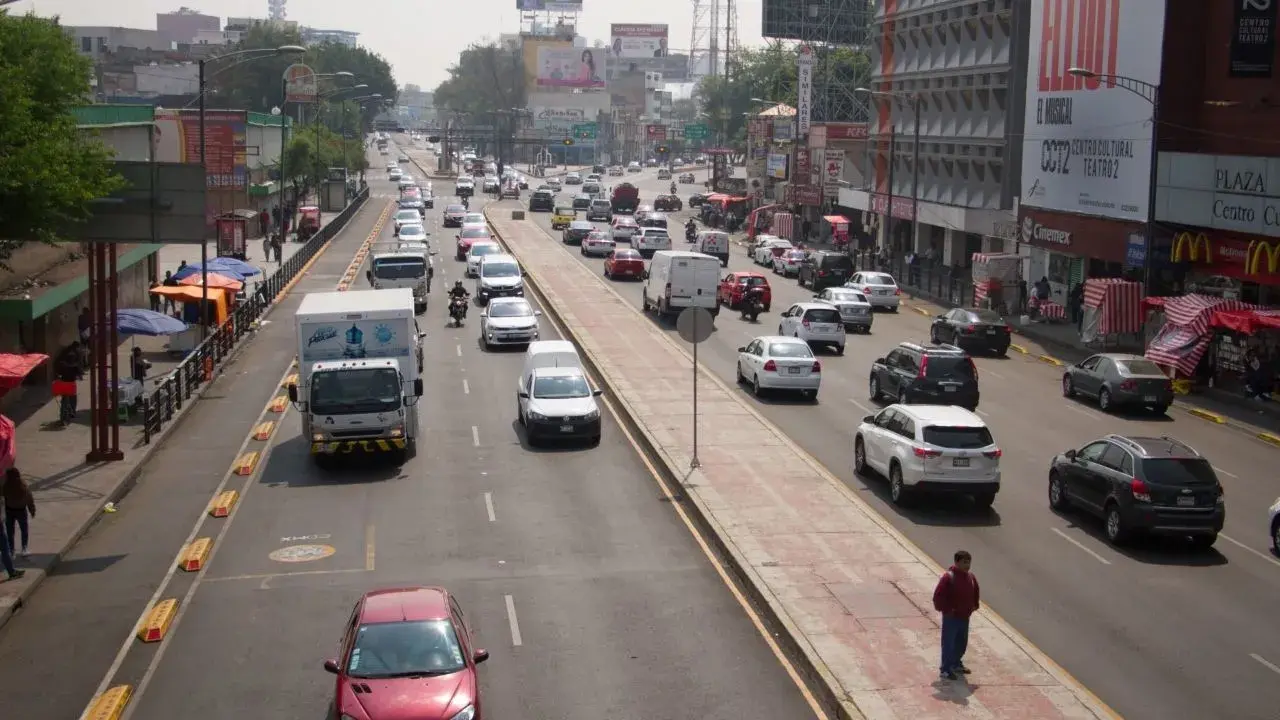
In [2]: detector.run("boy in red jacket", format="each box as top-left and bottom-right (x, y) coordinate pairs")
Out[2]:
(933, 550), (979, 680)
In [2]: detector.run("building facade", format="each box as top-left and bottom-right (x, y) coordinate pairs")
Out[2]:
(156, 9), (219, 46)
(67, 26), (170, 61)
(302, 28), (360, 47)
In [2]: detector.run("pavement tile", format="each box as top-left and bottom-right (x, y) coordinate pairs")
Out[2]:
(488, 213), (1113, 720)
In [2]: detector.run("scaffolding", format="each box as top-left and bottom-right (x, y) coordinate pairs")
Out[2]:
(761, 0), (873, 123)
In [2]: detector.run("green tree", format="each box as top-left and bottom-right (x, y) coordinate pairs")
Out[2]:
(433, 42), (525, 116)
(0, 12), (124, 267)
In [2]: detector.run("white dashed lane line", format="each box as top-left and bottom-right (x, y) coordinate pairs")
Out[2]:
(471, 425), (480, 447)
(484, 492), (496, 522)
(463, 378), (470, 395)
(1051, 528), (1113, 565)
(504, 594), (523, 647)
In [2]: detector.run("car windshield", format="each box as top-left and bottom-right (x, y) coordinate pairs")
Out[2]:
(924, 355), (976, 380)
(826, 290), (865, 303)
(821, 255), (854, 270)
(446, 205), (465, 213)
(464, 214), (484, 224)
(862, 273), (896, 286)
(1117, 359), (1165, 375)
(532, 374), (591, 399)
(767, 342), (813, 358)
(372, 257), (426, 280)
(395, 211), (418, 221)
(923, 426), (995, 449)
(737, 276), (767, 287)
(398, 227), (426, 239)
(469, 243), (500, 258)
(460, 228), (490, 239)
(803, 309), (842, 323)
(1142, 457), (1218, 486)
(489, 301), (534, 318)
(311, 367), (401, 415)
(346, 619), (466, 679)
(965, 309), (1004, 323)
(482, 262), (519, 278)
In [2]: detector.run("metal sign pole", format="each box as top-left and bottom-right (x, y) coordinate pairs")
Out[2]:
(691, 316), (700, 469)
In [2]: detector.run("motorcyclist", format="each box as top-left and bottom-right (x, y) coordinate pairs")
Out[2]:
(461, 196), (470, 210)
(447, 280), (470, 318)
(670, 182), (678, 194)
(740, 284), (766, 319)
(685, 218), (697, 242)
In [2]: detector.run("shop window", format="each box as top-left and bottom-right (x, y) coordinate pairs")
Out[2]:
(1047, 252), (1071, 285)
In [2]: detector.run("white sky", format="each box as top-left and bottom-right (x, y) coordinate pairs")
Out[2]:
(12, 0), (765, 90)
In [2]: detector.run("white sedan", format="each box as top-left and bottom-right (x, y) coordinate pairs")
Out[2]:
(845, 271), (902, 311)
(480, 297), (541, 349)
(735, 335), (822, 400)
(580, 232), (616, 257)
(393, 209), (421, 234)
(466, 240), (504, 277)
(610, 218), (639, 242)
(751, 237), (793, 265)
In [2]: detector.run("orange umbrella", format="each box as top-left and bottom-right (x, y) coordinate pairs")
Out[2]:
(178, 272), (243, 291)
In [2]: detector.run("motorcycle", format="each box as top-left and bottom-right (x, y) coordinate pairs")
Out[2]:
(740, 293), (765, 322)
(448, 297), (468, 326)
(685, 224), (697, 242)
(670, 183), (678, 194)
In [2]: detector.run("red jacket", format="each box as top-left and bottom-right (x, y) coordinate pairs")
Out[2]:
(932, 566), (980, 618)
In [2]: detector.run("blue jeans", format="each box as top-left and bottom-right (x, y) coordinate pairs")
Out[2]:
(0, 521), (15, 577)
(940, 614), (970, 672)
(5, 506), (29, 553)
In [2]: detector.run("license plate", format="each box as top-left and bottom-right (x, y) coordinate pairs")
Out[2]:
(944, 385), (957, 392)
(1143, 395), (1157, 402)
(788, 366), (802, 374)
(953, 458), (970, 467)
(878, 289), (889, 295)
(987, 328), (997, 334)
(560, 424), (574, 432)
(1176, 496), (1195, 507)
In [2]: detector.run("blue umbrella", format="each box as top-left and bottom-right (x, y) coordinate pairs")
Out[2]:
(171, 263), (248, 283)
(116, 308), (188, 336)
(206, 256), (262, 277)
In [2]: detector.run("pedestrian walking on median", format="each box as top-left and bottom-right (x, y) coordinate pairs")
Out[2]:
(3, 468), (35, 560)
(933, 549), (980, 680)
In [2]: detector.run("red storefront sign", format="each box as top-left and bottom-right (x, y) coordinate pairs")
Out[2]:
(794, 148), (812, 183)
(179, 110), (248, 188)
(646, 124), (667, 140)
(819, 122), (869, 140)
(870, 193), (916, 221)
(1169, 229), (1280, 284)
(788, 184), (823, 206)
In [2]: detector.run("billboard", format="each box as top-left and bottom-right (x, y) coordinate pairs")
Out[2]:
(610, 24), (669, 59)
(534, 45), (605, 89)
(1021, 0), (1166, 223)
(154, 109), (248, 189)
(604, 54), (690, 82)
(522, 38), (572, 93)
(516, 0), (583, 11)
(283, 63), (316, 104)
(796, 46), (814, 136)
(609, 71), (647, 110)
(531, 106), (589, 136)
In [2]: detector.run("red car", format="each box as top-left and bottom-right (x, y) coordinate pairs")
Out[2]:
(718, 271), (772, 310)
(604, 248), (645, 280)
(325, 587), (488, 720)
(455, 226), (492, 260)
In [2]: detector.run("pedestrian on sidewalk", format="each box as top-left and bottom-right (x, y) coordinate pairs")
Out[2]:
(271, 235), (283, 263)
(933, 549), (980, 680)
(53, 341), (85, 427)
(258, 208), (270, 237)
(801, 217), (812, 242)
(130, 347), (152, 385)
(0, 519), (22, 581)
(77, 306), (91, 345)
(161, 270), (179, 315)
(3, 468), (35, 560)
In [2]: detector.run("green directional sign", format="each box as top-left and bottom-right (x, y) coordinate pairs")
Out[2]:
(572, 123), (598, 140)
(683, 123), (710, 140)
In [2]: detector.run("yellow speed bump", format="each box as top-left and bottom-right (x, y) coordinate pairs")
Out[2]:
(1009, 343), (1029, 355)
(1257, 432), (1280, 447)
(83, 685), (132, 720)
(253, 421), (276, 440)
(178, 538), (212, 572)
(269, 396), (289, 413)
(1186, 407), (1226, 424)
(233, 451), (260, 476)
(208, 490), (239, 518)
(1037, 354), (1064, 367)
(136, 598), (178, 643)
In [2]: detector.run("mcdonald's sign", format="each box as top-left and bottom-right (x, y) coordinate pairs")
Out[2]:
(1170, 232), (1212, 263)
(1246, 240), (1280, 275)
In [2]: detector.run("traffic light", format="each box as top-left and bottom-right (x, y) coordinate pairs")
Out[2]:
(563, 138), (574, 146)
(656, 145), (669, 154)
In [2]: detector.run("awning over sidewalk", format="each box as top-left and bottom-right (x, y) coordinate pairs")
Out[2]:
(823, 215), (850, 225)
(0, 353), (49, 391)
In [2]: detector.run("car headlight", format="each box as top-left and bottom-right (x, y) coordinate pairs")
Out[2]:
(312, 433), (327, 442)
(388, 426), (404, 438)
(583, 409), (600, 421)
(449, 707), (476, 720)
(528, 411), (548, 421)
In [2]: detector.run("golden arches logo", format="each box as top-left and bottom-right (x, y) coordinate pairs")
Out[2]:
(1170, 232), (1211, 263)
(1246, 240), (1280, 275)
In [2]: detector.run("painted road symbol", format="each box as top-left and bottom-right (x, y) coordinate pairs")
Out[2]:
(280, 534), (332, 543)
(269, 544), (336, 563)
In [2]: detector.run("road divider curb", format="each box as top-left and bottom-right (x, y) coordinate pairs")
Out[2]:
(1258, 432), (1280, 447)
(82, 685), (131, 720)
(337, 202), (391, 292)
(281, 373), (298, 388)
(135, 598), (178, 643)
(911, 305), (932, 316)
(207, 490), (239, 518)
(232, 451), (259, 476)
(1037, 354), (1064, 367)
(1009, 343), (1029, 354)
(1186, 407), (1227, 424)
(268, 396), (288, 413)
(178, 538), (212, 572)
(252, 421), (276, 440)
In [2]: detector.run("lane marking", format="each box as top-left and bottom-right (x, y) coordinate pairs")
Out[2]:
(202, 568), (368, 584)
(472, 425), (480, 447)
(463, 378), (471, 395)
(484, 492), (497, 522)
(365, 525), (376, 571)
(1250, 653), (1280, 676)
(456, 344), (462, 357)
(504, 594), (523, 647)
(1064, 403), (1104, 420)
(1051, 528), (1112, 565)
(982, 367), (1006, 380)
(1213, 466), (1238, 479)
(976, 409), (990, 418)
(1219, 533), (1280, 569)
(847, 398), (876, 415)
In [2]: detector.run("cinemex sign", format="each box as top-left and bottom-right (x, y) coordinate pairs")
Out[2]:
(1156, 153), (1280, 238)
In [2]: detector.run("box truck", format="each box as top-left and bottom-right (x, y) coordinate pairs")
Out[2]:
(289, 289), (425, 464)
(367, 240), (435, 313)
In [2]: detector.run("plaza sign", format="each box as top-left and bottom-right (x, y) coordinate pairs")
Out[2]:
(1156, 152), (1280, 238)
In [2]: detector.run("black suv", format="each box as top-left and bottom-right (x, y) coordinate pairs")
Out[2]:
(528, 190), (554, 212)
(1048, 435), (1224, 548)
(561, 221), (593, 245)
(798, 251), (854, 290)
(869, 342), (980, 410)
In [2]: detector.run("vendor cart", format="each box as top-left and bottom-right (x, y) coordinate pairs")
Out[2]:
(296, 205), (322, 242)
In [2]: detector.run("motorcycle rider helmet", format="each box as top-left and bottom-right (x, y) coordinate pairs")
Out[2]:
(453, 280), (464, 292)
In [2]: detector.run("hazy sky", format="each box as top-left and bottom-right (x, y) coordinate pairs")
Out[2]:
(13, 0), (765, 90)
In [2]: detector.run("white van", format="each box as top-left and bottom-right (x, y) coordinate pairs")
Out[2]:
(695, 230), (730, 267)
(635, 227), (672, 259)
(519, 340), (582, 395)
(641, 250), (721, 317)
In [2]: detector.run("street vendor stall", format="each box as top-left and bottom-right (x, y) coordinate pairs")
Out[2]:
(1080, 278), (1143, 344)
(746, 204), (779, 241)
(970, 253), (1021, 313)
(822, 215), (851, 248)
(0, 353), (48, 393)
(296, 205), (322, 242)
(149, 285), (231, 354)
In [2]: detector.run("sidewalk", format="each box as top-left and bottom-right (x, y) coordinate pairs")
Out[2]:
(0, 209), (342, 623)
(486, 208), (1115, 720)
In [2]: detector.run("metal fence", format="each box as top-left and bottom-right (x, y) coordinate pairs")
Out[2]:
(140, 187), (370, 443)
(849, 250), (983, 311)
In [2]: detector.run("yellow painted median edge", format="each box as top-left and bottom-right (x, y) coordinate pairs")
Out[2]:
(1008, 343), (1029, 354)
(1258, 432), (1280, 447)
(911, 305), (933, 317)
(207, 489), (239, 518)
(82, 685), (132, 720)
(1037, 354), (1065, 367)
(178, 537), (212, 572)
(1186, 407), (1227, 424)
(136, 598), (178, 643)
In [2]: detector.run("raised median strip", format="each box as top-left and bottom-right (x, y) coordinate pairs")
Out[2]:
(1258, 432), (1280, 447)
(1009, 343), (1029, 355)
(1037, 354), (1065, 367)
(1185, 407), (1227, 424)
(207, 489), (239, 518)
(485, 208), (1116, 720)
(135, 598), (178, 643)
(81, 685), (131, 720)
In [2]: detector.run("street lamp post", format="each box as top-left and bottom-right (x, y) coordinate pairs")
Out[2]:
(198, 44), (304, 338)
(345, 94), (383, 186)
(311, 73), (356, 203)
(857, 88), (921, 257)
(1069, 67), (1161, 294)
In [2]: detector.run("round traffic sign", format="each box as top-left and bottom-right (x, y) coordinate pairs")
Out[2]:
(676, 306), (715, 344)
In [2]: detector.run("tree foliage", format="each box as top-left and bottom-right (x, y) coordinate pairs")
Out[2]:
(284, 120), (367, 192)
(0, 12), (124, 265)
(433, 43), (525, 117)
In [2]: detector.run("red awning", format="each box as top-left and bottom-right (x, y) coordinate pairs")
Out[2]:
(823, 215), (850, 225)
(0, 353), (48, 391)
(1210, 308), (1280, 334)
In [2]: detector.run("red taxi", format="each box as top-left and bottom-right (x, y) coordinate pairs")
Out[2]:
(718, 272), (771, 311)
(603, 248), (645, 280)
(455, 226), (492, 261)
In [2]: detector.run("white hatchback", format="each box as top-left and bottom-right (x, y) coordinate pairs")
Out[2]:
(846, 271), (902, 310)
(752, 237), (793, 265)
(736, 335), (821, 400)
(854, 404), (1002, 508)
(611, 218), (639, 242)
(466, 240), (503, 277)
(778, 302), (846, 355)
(581, 232), (616, 257)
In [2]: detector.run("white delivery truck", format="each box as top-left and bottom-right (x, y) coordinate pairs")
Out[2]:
(367, 240), (435, 313)
(289, 289), (425, 465)
(641, 250), (721, 318)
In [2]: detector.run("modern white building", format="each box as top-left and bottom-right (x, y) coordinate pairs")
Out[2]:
(302, 28), (359, 47)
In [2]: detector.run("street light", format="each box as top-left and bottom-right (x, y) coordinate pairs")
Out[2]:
(311, 74), (358, 200)
(344, 94), (382, 186)
(857, 87), (922, 257)
(1069, 67), (1161, 292)
(198, 44), (304, 338)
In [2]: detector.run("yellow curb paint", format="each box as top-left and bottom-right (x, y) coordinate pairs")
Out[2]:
(1186, 407), (1226, 424)
(207, 489), (239, 518)
(912, 305), (932, 316)
(178, 537), (212, 572)
(1009, 343), (1029, 354)
(269, 396), (289, 413)
(281, 373), (298, 388)
(136, 598), (178, 643)
(1257, 432), (1280, 447)
(232, 451), (259, 476)
(82, 685), (132, 720)
(252, 421), (276, 440)
(1037, 354), (1064, 367)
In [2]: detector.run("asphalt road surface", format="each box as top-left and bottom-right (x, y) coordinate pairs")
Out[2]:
(465, 163), (1280, 720)
(0, 146), (816, 720)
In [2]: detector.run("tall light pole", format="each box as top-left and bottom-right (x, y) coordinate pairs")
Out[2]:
(345, 94), (383, 185)
(311, 73), (356, 200)
(857, 88), (921, 257)
(198, 44), (304, 338)
(1069, 67), (1161, 294)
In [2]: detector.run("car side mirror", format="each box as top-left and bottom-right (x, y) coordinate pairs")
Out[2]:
(479, 311), (487, 317)
(863, 414), (875, 423)
(874, 357), (885, 364)
(737, 346), (747, 352)
(936, 314), (946, 320)
(641, 270), (649, 279)
(592, 389), (604, 397)
(1065, 448), (1078, 461)
(287, 384), (299, 403)
(813, 294), (822, 300)
(534, 310), (543, 316)
(518, 391), (529, 399)
(473, 648), (490, 664)
(323, 659), (340, 674)
(413, 378), (423, 397)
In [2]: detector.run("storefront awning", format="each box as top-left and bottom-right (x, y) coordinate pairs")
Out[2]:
(823, 215), (850, 225)
(0, 353), (48, 391)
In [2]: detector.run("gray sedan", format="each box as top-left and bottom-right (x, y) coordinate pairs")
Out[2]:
(1061, 353), (1175, 414)
(813, 287), (873, 333)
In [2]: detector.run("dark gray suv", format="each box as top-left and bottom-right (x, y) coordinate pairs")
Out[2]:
(869, 342), (980, 411)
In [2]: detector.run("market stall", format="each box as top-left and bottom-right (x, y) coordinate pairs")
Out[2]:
(1080, 277), (1144, 344)
(149, 286), (231, 354)
(822, 215), (851, 248)
(970, 253), (1021, 313)
(746, 204), (779, 240)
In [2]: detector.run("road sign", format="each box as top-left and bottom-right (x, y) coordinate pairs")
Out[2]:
(683, 123), (710, 140)
(676, 307), (715, 344)
(572, 123), (597, 140)
(646, 124), (667, 141)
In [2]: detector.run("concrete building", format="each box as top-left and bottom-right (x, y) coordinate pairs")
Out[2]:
(302, 28), (359, 47)
(67, 26), (170, 61)
(132, 62), (199, 96)
(156, 9), (219, 46)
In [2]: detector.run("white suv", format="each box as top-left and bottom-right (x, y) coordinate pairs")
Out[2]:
(778, 302), (846, 355)
(854, 404), (1002, 508)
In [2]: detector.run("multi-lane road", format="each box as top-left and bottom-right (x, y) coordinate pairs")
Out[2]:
(0, 147), (818, 719)
(398, 145), (1280, 720)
